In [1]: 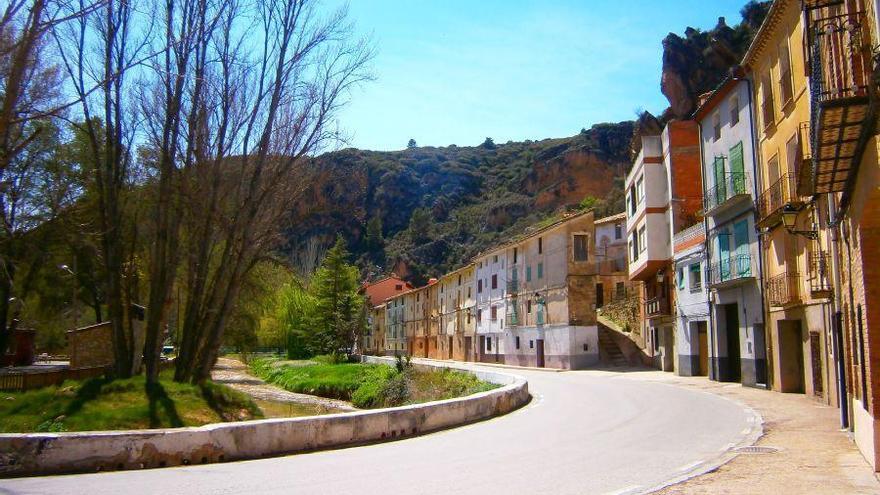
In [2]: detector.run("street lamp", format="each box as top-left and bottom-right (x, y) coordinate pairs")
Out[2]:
(781, 204), (817, 240)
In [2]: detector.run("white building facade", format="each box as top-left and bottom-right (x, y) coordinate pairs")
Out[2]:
(696, 78), (767, 387)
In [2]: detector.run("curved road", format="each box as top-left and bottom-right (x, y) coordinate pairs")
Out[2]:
(0, 364), (760, 495)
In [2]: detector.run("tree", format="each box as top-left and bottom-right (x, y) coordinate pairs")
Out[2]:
(408, 207), (433, 244)
(407, 138), (417, 149)
(308, 237), (365, 355)
(480, 137), (496, 150)
(365, 216), (383, 251)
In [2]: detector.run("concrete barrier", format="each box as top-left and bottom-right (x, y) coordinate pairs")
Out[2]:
(0, 357), (529, 477)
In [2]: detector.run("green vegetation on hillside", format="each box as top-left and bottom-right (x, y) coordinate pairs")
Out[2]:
(0, 371), (262, 433)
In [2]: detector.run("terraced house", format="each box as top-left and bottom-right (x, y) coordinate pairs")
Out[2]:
(694, 75), (767, 387)
(437, 264), (476, 361)
(625, 120), (702, 372)
(742, 0), (880, 470)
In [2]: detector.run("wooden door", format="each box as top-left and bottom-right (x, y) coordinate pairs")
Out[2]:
(536, 339), (545, 368)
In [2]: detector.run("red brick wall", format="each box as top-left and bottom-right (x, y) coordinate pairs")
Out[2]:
(666, 121), (703, 234)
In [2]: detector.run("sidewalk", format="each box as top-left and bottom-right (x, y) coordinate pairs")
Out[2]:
(607, 370), (880, 494)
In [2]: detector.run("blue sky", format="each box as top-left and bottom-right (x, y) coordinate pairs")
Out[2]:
(332, 1), (749, 151)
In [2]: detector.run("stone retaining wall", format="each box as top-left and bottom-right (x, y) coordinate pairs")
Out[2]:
(0, 357), (528, 477)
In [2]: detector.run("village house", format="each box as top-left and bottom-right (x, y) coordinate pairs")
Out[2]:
(693, 76), (767, 387)
(437, 264), (476, 361)
(672, 223), (710, 377)
(625, 120), (703, 372)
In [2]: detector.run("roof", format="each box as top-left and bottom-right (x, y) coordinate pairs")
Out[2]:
(595, 212), (626, 225)
(471, 209), (595, 262)
(692, 74), (740, 122)
(741, 0), (791, 70)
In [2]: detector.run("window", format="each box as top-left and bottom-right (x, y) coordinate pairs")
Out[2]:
(487, 337), (492, 352)
(761, 72), (775, 129)
(478, 279), (483, 293)
(729, 95), (740, 126)
(458, 275), (462, 285)
(615, 223), (622, 239)
(779, 40), (793, 106)
(628, 186), (637, 215)
(477, 309), (482, 323)
(395, 284), (403, 290)
(636, 176), (645, 203)
(573, 234), (588, 261)
(786, 133), (799, 177)
(538, 237), (543, 254)
(638, 226), (647, 253)
(491, 274), (498, 289)
(515, 337), (521, 350)
(537, 263), (544, 279)
(530, 340), (534, 349)
(493, 255), (498, 263)
(467, 312), (471, 324)
(513, 247), (518, 264)
(467, 287), (471, 298)
(490, 306), (498, 321)
(712, 112), (721, 141)
(526, 265), (532, 282)
(689, 263), (702, 291)
(527, 299), (532, 314)
(767, 154), (780, 188)
(677, 267), (685, 290)
(630, 233), (639, 261)
(616, 282), (626, 298)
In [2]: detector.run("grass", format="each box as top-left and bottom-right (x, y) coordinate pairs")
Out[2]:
(0, 370), (263, 433)
(250, 357), (499, 409)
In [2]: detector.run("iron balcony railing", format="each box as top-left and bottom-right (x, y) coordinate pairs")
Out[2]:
(808, 10), (873, 104)
(807, 9), (877, 194)
(808, 251), (832, 296)
(708, 254), (754, 286)
(645, 295), (671, 318)
(704, 173), (751, 212)
(757, 173), (799, 227)
(766, 272), (801, 307)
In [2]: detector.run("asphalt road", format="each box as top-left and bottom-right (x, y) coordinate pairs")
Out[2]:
(0, 365), (760, 495)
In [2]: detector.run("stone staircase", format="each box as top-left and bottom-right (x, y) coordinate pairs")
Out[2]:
(597, 327), (629, 367)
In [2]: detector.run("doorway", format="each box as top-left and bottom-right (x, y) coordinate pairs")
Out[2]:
(465, 336), (472, 362)
(479, 336), (485, 362)
(448, 336), (454, 360)
(778, 319), (805, 393)
(697, 321), (709, 376)
(536, 339), (545, 368)
(725, 304), (742, 382)
(596, 283), (604, 309)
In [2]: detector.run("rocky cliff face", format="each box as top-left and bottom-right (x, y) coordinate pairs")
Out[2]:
(283, 122), (634, 284)
(660, 1), (771, 119)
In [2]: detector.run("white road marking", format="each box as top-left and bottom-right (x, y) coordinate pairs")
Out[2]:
(676, 460), (704, 473)
(601, 485), (642, 495)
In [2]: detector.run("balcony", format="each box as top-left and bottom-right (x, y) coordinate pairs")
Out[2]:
(757, 174), (803, 229)
(704, 173), (751, 214)
(808, 251), (833, 298)
(766, 272), (801, 307)
(506, 279), (519, 294)
(645, 296), (671, 318)
(708, 254), (755, 288)
(807, 10), (878, 194)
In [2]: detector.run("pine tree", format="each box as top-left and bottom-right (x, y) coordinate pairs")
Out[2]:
(407, 138), (417, 149)
(308, 236), (366, 355)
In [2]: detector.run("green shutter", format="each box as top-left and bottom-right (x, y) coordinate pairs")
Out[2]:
(718, 232), (731, 281)
(537, 263), (543, 279)
(714, 156), (727, 204)
(733, 219), (751, 277)
(729, 142), (745, 195)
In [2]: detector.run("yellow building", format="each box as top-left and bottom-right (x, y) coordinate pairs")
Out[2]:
(746, 0), (880, 470)
(437, 264), (477, 361)
(743, 0), (837, 401)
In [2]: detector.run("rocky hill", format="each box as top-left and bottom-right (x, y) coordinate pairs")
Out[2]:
(283, 0), (771, 285)
(284, 122), (634, 285)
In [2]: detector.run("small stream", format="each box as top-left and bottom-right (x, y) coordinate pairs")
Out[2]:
(252, 398), (344, 418)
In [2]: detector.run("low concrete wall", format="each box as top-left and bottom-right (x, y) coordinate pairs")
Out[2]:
(0, 357), (528, 477)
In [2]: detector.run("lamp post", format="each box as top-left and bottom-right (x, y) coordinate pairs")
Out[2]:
(781, 204), (818, 240)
